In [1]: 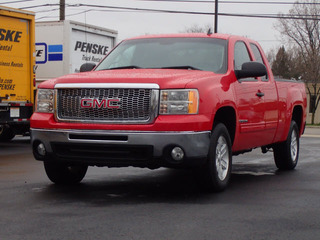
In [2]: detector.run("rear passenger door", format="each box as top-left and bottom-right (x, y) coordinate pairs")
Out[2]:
(250, 43), (279, 144)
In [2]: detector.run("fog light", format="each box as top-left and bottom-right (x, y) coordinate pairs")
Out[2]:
(37, 143), (46, 156)
(171, 147), (184, 161)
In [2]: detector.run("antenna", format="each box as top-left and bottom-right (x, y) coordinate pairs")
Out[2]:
(207, 28), (213, 35)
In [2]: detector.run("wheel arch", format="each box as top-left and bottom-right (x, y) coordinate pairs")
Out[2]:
(213, 106), (236, 145)
(292, 105), (304, 135)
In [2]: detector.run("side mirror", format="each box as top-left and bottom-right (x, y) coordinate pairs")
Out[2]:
(80, 63), (96, 72)
(235, 61), (267, 80)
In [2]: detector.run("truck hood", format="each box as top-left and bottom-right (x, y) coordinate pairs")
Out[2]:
(38, 69), (216, 89)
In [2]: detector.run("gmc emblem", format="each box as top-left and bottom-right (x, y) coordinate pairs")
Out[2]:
(80, 98), (121, 109)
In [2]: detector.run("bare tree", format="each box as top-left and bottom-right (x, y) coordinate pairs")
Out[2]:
(181, 24), (212, 33)
(275, 0), (320, 124)
(266, 48), (276, 65)
(272, 46), (291, 79)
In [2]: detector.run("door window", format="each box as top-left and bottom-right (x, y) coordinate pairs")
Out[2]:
(250, 43), (268, 81)
(234, 41), (251, 71)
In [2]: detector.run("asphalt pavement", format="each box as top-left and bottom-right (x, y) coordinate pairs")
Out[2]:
(0, 127), (320, 240)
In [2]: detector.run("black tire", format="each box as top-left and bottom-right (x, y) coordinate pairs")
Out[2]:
(273, 120), (299, 170)
(0, 126), (15, 142)
(44, 162), (88, 184)
(199, 123), (232, 192)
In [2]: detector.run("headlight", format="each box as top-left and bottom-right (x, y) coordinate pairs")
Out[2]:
(36, 89), (54, 113)
(160, 89), (199, 115)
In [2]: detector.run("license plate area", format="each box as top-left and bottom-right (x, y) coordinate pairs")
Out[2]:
(10, 107), (20, 117)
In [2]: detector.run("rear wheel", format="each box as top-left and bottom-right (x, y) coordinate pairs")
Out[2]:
(44, 162), (88, 184)
(199, 123), (232, 192)
(0, 125), (15, 142)
(273, 120), (299, 170)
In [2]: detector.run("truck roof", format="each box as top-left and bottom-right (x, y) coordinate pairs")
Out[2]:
(125, 33), (261, 50)
(0, 5), (35, 16)
(125, 33), (263, 47)
(127, 33), (229, 40)
(35, 20), (118, 35)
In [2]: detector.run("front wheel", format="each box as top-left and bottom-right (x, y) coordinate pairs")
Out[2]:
(273, 120), (300, 170)
(44, 162), (88, 184)
(199, 123), (232, 192)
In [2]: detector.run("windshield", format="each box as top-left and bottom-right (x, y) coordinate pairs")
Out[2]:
(95, 37), (228, 73)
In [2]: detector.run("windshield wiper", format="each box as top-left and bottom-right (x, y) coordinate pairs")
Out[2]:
(108, 65), (142, 70)
(161, 66), (201, 70)
(106, 65), (201, 70)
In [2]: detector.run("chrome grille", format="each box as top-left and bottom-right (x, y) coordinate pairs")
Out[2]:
(55, 84), (159, 124)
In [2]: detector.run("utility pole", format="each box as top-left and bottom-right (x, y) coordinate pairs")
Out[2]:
(60, 0), (65, 21)
(214, 0), (218, 33)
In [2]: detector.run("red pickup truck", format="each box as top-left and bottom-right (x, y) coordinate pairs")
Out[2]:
(31, 33), (307, 192)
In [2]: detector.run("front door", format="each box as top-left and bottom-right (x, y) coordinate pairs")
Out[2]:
(233, 41), (266, 150)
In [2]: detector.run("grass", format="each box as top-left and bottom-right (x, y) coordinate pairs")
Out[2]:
(306, 123), (320, 127)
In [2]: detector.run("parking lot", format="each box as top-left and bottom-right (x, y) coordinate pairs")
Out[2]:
(0, 128), (320, 240)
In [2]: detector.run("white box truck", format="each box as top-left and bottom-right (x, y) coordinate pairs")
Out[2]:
(35, 20), (117, 83)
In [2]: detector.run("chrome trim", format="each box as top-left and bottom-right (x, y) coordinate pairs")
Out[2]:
(54, 83), (160, 89)
(239, 119), (248, 123)
(54, 89), (58, 118)
(53, 83), (160, 124)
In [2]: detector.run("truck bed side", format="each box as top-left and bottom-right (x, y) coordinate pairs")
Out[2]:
(273, 79), (307, 143)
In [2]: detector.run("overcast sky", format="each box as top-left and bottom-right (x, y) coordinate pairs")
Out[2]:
(1, 0), (295, 52)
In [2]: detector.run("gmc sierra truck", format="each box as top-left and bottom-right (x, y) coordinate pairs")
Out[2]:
(31, 33), (307, 192)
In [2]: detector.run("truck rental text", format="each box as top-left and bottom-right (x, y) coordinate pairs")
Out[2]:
(0, 6), (35, 141)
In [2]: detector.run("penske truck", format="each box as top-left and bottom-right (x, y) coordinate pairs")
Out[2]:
(0, 6), (35, 141)
(35, 20), (117, 84)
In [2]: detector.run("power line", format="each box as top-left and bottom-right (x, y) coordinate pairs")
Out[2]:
(35, 9), (134, 20)
(0, 0), (35, 4)
(62, 3), (320, 20)
(2, 0), (317, 5)
(138, 0), (320, 4)
(20, 4), (53, 10)
(19, 3), (320, 21)
(36, 7), (60, 14)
